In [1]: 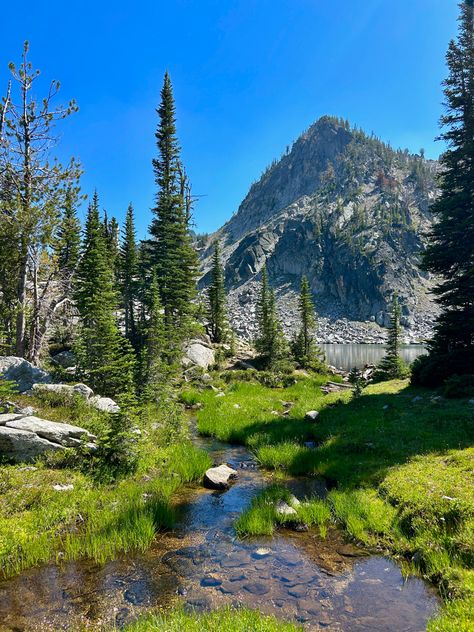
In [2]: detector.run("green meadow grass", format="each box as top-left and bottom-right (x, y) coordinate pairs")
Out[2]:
(122, 606), (302, 632)
(0, 393), (212, 578)
(188, 374), (474, 631)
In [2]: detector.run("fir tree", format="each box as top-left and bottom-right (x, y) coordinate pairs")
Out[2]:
(207, 241), (229, 343)
(75, 192), (135, 397)
(291, 276), (325, 370)
(145, 270), (167, 386)
(56, 186), (81, 275)
(255, 266), (290, 369)
(120, 204), (138, 346)
(416, 0), (474, 383)
(148, 72), (198, 338)
(373, 295), (409, 382)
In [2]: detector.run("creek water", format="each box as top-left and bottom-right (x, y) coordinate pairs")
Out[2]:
(0, 433), (439, 631)
(320, 344), (427, 371)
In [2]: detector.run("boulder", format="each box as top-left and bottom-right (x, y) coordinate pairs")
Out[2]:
(185, 343), (215, 369)
(0, 413), (24, 425)
(5, 416), (96, 446)
(51, 350), (76, 369)
(0, 426), (65, 462)
(0, 356), (51, 392)
(89, 395), (120, 413)
(32, 383), (93, 400)
(203, 464), (237, 490)
(304, 410), (319, 421)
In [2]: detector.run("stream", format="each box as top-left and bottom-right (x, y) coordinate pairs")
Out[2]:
(0, 433), (439, 631)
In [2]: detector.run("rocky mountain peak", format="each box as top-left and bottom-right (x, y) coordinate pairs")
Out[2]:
(200, 116), (440, 343)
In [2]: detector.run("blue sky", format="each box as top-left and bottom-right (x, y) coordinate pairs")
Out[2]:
(1, 0), (459, 236)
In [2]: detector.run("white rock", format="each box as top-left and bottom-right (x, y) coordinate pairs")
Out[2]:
(304, 410), (319, 421)
(0, 426), (64, 462)
(185, 342), (215, 369)
(5, 416), (96, 446)
(275, 500), (297, 517)
(89, 395), (120, 413)
(53, 484), (74, 491)
(203, 464), (237, 490)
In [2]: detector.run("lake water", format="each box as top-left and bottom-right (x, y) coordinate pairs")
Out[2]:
(320, 344), (427, 371)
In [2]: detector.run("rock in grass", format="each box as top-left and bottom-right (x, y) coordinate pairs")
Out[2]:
(0, 356), (52, 392)
(276, 500), (297, 517)
(5, 416), (96, 446)
(0, 426), (65, 462)
(305, 410), (319, 421)
(89, 395), (120, 413)
(53, 484), (74, 491)
(203, 464), (237, 490)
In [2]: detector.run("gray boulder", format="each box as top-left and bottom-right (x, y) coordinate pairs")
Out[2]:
(32, 383), (93, 400)
(0, 356), (51, 392)
(276, 500), (297, 517)
(51, 350), (76, 369)
(5, 416), (96, 447)
(0, 413), (25, 425)
(89, 395), (120, 413)
(203, 464), (237, 490)
(0, 426), (65, 462)
(185, 342), (215, 369)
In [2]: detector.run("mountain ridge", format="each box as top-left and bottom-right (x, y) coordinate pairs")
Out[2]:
(199, 116), (440, 343)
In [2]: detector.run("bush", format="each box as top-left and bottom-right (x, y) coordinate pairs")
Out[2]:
(443, 375), (474, 399)
(411, 350), (474, 387)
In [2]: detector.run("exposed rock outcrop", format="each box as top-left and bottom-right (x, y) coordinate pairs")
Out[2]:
(199, 117), (439, 343)
(184, 340), (215, 369)
(0, 356), (52, 392)
(203, 464), (238, 490)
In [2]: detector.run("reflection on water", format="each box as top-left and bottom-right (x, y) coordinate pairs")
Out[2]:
(0, 438), (438, 631)
(321, 344), (427, 371)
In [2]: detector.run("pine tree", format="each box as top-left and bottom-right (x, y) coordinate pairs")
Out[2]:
(416, 0), (474, 384)
(207, 241), (229, 343)
(56, 186), (81, 275)
(120, 204), (138, 346)
(292, 276), (325, 370)
(255, 266), (290, 369)
(373, 295), (409, 382)
(144, 271), (167, 387)
(148, 72), (198, 338)
(75, 192), (135, 397)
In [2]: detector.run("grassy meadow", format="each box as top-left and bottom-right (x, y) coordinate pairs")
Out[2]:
(185, 374), (474, 631)
(0, 390), (212, 578)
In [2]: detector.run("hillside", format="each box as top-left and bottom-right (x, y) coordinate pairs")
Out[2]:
(200, 116), (440, 343)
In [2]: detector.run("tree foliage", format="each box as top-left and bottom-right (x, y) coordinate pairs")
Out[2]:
(207, 241), (229, 343)
(373, 295), (410, 382)
(291, 276), (325, 371)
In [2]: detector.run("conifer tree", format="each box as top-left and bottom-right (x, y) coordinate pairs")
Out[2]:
(75, 192), (135, 397)
(373, 295), (409, 381)
(120, 204), (138, 346)
(56, 186), (81, 275)
(144, 271), (167, 387)
(148, 72), (198, 338)
(207, 241), (229, 343)
(292, 276), (325, 370)
(416, 0), (474, 383)
(256, 266), (290, 369)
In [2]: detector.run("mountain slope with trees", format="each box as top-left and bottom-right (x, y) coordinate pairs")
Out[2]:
(200, 117), (440, 343)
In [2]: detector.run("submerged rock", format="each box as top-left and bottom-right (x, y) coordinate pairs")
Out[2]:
(203, 464), (238, 490)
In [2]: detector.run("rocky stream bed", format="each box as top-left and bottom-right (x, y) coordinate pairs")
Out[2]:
(0, 430), (439, 631)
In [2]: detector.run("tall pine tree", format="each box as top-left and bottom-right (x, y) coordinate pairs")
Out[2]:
(374, 295), (409, 382)
(207, 241), (229, 343)
(255, 266), (290, 369)
(416, 0), (474, 384)
(56, 186), (81, 275)
(120, 204), (138, 346)
(75, 192), (135, 397)
(148, 72), (198, 341)
(292, 276), (325, 370)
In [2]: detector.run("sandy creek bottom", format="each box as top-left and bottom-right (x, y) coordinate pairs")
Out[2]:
(0, 434), (439, 631)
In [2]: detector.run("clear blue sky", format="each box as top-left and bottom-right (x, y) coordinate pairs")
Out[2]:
(1, 0), (459, 237)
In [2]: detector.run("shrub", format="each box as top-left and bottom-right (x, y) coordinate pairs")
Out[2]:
(411, 350), (473, 387)
(443, 375), (474, 399)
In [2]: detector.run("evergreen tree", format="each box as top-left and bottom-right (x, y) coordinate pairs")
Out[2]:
(415, 0), (474, 384)
(75, 192), (135, 397)
(292, 276), (325, 370)
(144, 271), (167, 387)
(207, 241), (229, 343)
(56, 186), (81, 275)
(120, 204), (138, 346)
(148, 72), (198, 338)
(373, 295), (409, 382)
(103, 212), (120, 279)
(255, 266), (290, 369)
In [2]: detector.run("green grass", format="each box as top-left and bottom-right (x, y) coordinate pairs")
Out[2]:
(122, 607), (301, 631)
(0, 393), (212, 578)
(188, 374), (474, 631)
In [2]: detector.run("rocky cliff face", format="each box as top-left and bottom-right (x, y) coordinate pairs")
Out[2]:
(200, 117), (440, 343)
